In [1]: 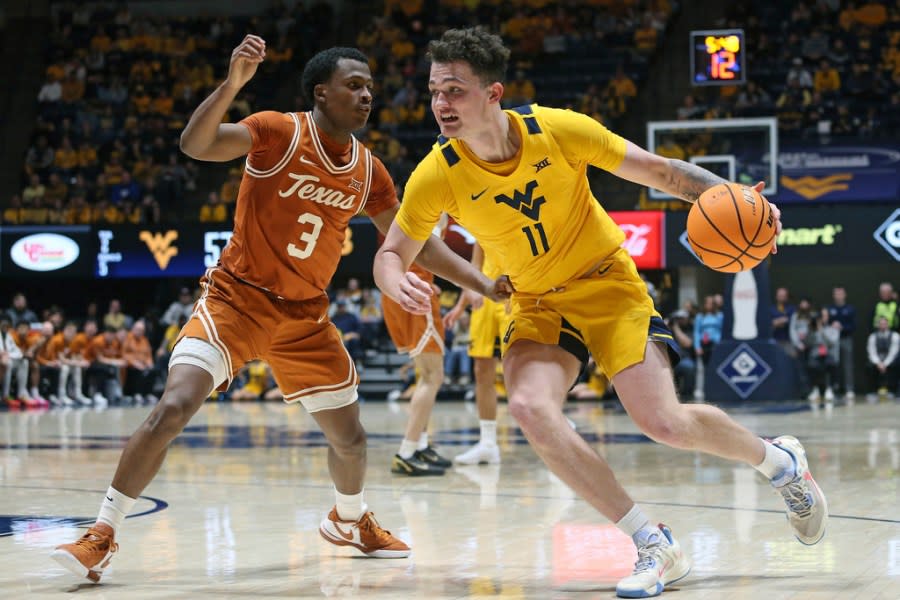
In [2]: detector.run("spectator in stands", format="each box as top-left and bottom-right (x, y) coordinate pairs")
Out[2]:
(807, 307), (841, 407)
(103, 299), (132, 331)
(54, 137), (79, 175)
(786, 57), (814, 89)
(872, 282), (899, 331)
(734, 80), (773, 115)
(109, 171), (141, 205)
(230, 360), (281, 402)
(789, 297), (817, 392)
(358, 290), (383, 349)
(866, 316), (899, 399)
(12, 321), (47, 405)
(772, 287), (796, 357)
(827, 37), (852, 71)
(504, 69), (536, 107)
(6, 293), (38, 325)
(22, 174), (46, 205)
(3, 195), (24, 224)
(656, 135), (686, 160)
(331, 301), (364, 368)
(123, 320), (157, 404)
(89, 325), (125, 404)
(802, 29), (830, 63)
(676, 94), (702, 120)
(199, 191), (228, 223)
(44, 172), (68, 206)
(345, 278), (364, 316)
(607, 65), (637, 105)
(156, 314), (187, 378)
(633, 13), (659, 54)
(161, 287), (195, 328)
(668, 309), (696, 399)
(444, 309), (472, 385)
(70, 320), (104, 405)
(827, 286), (856, 400)
(37, 73), (63, 105)
(694, 295), (723, 366)
(814, 59), (841, 96)
(219, 168), (242, 206)
(1, 317), (30, 408)
(776, 78), (812, 132)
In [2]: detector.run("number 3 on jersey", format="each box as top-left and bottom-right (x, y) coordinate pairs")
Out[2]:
(287, 212), (323, 260)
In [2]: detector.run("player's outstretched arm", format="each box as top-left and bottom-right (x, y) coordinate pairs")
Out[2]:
(180, 34), (264, 162)
(613, 140), (782, 251)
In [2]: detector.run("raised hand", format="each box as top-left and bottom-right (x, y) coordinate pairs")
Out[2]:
(226, 35), (266, 90)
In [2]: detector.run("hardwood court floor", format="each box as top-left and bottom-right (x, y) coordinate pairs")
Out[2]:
(1, 399), (898, 599)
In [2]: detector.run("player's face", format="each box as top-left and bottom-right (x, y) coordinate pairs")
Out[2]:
(319, 58), (374, 132)
(429, 61), (497, 139)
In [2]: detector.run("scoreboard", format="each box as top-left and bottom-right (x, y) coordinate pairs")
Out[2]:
(690, 29), (745, 86)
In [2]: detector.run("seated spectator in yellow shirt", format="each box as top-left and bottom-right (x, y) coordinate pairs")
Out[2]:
(199, 191), (228, 223)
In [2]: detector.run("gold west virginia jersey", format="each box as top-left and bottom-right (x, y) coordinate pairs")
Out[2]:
(396, 104), (628, 294)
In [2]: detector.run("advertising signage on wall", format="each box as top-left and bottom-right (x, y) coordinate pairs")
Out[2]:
(666, 205), (900, 266)
(0, 226), (95, 277)
(776, 143), (900, 203)
(92, 222), (381, 279)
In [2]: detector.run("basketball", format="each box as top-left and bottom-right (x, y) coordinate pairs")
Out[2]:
(686, 183), (777, 273)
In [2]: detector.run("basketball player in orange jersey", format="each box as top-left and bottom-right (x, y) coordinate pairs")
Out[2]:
(375, 27), (827, 599)
(381, 215), (453, 476)
(52, 35), (508, 583)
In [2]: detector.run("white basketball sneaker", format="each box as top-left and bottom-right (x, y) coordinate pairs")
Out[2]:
(770, 436), (828, 545)
(616, 525), (691, 598)
(453, 442), (500, 465)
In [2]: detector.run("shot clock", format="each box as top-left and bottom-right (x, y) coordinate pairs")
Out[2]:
(690, 29), (745, 86)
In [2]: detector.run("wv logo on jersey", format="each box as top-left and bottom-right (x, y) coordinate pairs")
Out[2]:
(139, 230), (179, 270)
(494, 180), (545, 221)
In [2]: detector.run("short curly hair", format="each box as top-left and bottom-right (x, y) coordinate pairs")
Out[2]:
(301, 47), (369, 105)
(426, 27), (510, 85)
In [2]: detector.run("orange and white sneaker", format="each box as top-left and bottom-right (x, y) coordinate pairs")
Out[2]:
(51, 523), (118, 582)
(319, 507), (410, 558)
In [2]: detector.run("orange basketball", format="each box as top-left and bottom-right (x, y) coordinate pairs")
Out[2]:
(686, 183), (777, 273)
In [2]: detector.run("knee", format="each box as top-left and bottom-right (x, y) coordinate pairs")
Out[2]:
(634, 409), (694, 449)
(144, 397), (191, 438)
(330, 422), (366, 458)
(507, 392), (553, 442)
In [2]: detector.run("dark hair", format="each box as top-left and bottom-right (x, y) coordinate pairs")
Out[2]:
(301, 47), (369, 105)
(427, 27), (510, 85)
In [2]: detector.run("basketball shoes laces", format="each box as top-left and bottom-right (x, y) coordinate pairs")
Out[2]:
(50, 523), (118, 583)
(616, 525), (691, 599)
(319, 507), (410, 558)
(770, 435), (828, 545)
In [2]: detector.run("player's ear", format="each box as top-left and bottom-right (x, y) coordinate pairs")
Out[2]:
(487, 82), (504, 104)
(314, 83), (327, 104)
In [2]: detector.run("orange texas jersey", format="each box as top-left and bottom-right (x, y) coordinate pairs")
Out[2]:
(221, 110), (398, 300)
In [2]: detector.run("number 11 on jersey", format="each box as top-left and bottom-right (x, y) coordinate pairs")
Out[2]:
(522, 222), (549, 256)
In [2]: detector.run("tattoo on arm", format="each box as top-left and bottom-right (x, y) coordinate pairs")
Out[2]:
(665, 159), (728, 203)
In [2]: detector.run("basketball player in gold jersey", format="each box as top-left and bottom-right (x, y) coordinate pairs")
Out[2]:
(52, 35), (507, 584)
(375, 28), (828, 599)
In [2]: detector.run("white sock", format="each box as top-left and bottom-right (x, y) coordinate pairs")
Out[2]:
(754, 439), (796, 484)
(399, 438), (418, 459)
(616, 504), (653, 539)
(335, 488), (366, 521)
(417, 432), (428, 451)
(480, 420), (497, 446)
(96, 486), (136, 534)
